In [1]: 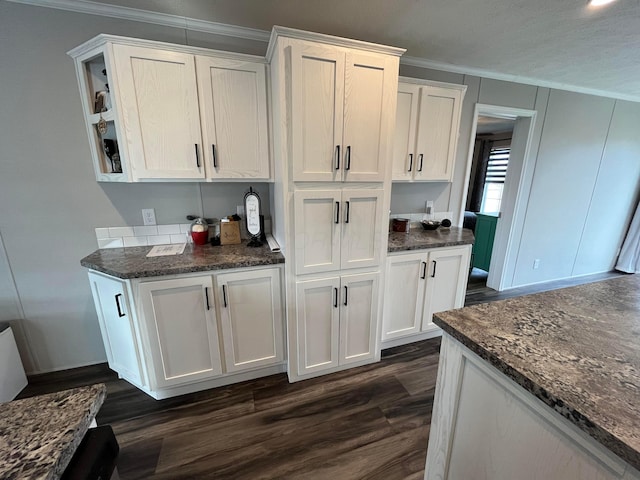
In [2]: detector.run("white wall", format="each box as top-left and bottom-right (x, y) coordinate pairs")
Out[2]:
(2, 2), (639, 373)
(0, 2), (271, 373)
(394, 66), (640, 289)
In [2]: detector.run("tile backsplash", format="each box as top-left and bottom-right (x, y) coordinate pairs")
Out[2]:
(95, 224), (191, 249)
(95, 217), (272, 249)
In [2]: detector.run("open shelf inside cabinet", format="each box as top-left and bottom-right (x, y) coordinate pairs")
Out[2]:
(73, 46), (129, 181)
(90, 120), (123, 176)
(83, 53), (112, 116)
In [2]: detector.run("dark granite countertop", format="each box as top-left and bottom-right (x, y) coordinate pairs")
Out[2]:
(81, 242), (285, 279)
(0, 384), (106, 480)
(388, 226), (474, 252)
(434, 275), (640, 470)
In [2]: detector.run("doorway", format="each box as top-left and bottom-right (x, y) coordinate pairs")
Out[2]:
(466, 116), (515, 291)
(459, 105), (538, 292)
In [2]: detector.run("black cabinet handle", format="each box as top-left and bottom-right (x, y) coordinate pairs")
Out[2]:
(114, 294), (125, 317)
(408, 153), (413, 172)
(418, 153), (424, 172)
(345, 146), (351, 170)
(195, 144), (201, 168)
(335, 145), (341, 170)
(222, 285), (228, 308)
(345, 201), (350, 224)
(205, 287), (210, 310)
(335, 201), (340, 224)
(343, 286), (348, 306)
(421, 261), (427, 279)
(212, 144), (217, 168)
(334, 287), (338, 308)
(431, 260), (437, 278)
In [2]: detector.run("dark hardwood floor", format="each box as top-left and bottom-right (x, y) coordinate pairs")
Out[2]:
(464, 267), (625, 306)
(17, 270), (628, 479)
(20, 341), (439, 479)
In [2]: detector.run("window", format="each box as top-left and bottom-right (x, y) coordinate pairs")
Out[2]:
(480, 146), (509, 214)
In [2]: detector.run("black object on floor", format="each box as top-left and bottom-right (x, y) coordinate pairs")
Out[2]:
(62, 425), (119, 480)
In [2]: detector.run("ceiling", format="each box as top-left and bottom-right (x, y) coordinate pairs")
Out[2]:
(476, 116), (516, 135)
(18, 0), (640, 100)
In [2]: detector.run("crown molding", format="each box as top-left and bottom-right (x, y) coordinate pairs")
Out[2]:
(267, 25), (405, 59)
(67, 33), (268, 63)
(401, 55), (640, 103)
(8, 0), (639, 102)
(6, 0), (271, 43)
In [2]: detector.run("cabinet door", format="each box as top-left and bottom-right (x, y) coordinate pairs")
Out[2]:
(342, 52), (393, 182)
(339, 272), (379, 365)
(216, 268), (284, 373)
(381, 253), (426, 341)
(138, 276), (222, 389)
(112, 45), (205, 180)
(295, 277), (341, 375)
(196, 57), (270, 179)
(340, 189), (384, 270)
(290, 44), (344, 182)
(294, 190), (342, 275)
(88, 272), (143, 385)
(392, 83), (420, 181)
(414, 86), (463, 182)
(423, 246), (471, 330)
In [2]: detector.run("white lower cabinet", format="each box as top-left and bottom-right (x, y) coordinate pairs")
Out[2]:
(88, 272), (145, 387)
(382, 245), (471, 345)
(138, 275), (223, 389)
(215, 269), (284, 373)
(88, 266), (285, 399)
(295, 272), (379, 377)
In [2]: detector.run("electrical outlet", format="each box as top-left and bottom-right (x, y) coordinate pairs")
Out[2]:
(533, 259), (541, 269)
(236, 205), (245, 217)
(425, 201), (434, 215)
(142, 208), (156, 226)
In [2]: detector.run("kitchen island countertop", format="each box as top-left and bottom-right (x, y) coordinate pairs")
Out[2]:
(433, 274), (640, 471)
(387, 226), (474, 252)
(80, 242), (284, 279)
(0, 384), (106, 480)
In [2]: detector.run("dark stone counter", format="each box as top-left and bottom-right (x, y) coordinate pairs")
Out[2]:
(80, 243), (285, 279)
(0, 384), (106, 480)
(388, 226), (474, 252)
(434, 275), (640, 471)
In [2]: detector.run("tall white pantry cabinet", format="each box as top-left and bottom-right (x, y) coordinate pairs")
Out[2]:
(267, 27), (405, 382)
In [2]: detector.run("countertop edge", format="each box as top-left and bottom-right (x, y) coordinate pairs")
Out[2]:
(53, 384), (107, 478)
(80, 256), (285, 279)
(387, 238), (472, 253)
(433, 315), (638, 471)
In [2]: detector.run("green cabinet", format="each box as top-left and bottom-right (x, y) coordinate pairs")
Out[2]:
(472, 213), (499, 271)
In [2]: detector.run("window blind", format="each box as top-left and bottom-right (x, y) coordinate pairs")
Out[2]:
(484, 147), (510, 184)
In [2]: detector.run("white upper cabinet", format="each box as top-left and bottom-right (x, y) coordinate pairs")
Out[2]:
(112, 45), (205, 180)
(196, 57), (270, 179)
(392, 79), (466, 182)
(392, 83), (420, 181)
(291, 45), (345, 182)
(290, 44), (395, 182)
(68, 35), (270, 182)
